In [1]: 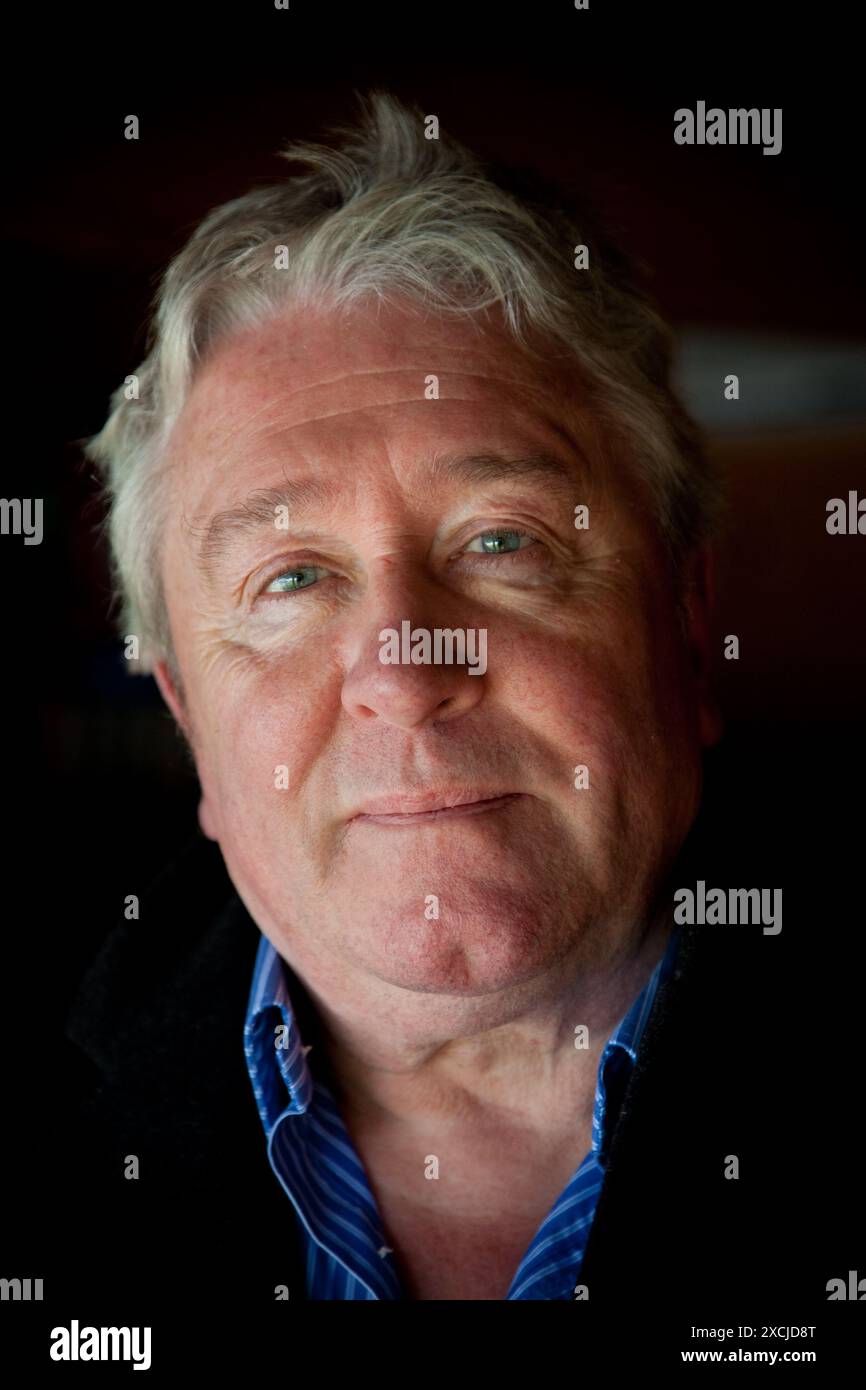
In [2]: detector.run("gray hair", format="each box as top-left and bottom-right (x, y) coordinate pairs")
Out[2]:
(85, 88), (724, 679)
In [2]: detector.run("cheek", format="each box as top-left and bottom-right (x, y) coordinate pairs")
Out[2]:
(190, 655), (336, 828)
(500, 601), (694, 801)
(497, 617), (648, 745)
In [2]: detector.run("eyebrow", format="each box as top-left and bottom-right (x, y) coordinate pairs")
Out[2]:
(193, 450), (581, 581)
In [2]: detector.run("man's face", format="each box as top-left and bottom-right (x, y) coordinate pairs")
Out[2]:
(155, 299), (719, 1002)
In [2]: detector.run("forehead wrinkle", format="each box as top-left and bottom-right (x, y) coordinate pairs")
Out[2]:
(178, 391), (300, 460)
(184, 364), (563, 451)
(422, 450), (585, 498)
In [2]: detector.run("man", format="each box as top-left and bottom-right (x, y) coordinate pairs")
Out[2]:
(58, 91), (857, 1320)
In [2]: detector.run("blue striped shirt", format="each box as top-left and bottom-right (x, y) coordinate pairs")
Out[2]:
(243, 925), (681, 1299)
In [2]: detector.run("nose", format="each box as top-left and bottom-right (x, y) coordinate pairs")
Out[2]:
(340, 577), (487, 730)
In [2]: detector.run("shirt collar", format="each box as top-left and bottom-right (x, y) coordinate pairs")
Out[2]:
(593, 924), (682, 1160)
(243, 933), (314, 1136)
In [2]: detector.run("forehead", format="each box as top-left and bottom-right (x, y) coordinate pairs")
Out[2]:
(168, 298), (594, 477)
(159, 303), (631, 575)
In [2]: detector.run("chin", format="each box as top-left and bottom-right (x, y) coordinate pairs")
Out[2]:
(344, 900), (578, 996)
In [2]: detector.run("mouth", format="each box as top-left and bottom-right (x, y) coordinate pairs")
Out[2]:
(350, 792), (524, 826)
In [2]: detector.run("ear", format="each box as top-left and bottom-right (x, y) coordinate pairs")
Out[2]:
(153, 658), (221, 842)
(153, 658), (190, 739)
(683, 543), (725, 749)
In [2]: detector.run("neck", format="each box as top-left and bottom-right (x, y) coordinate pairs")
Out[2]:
(310, 912), (674, 1138)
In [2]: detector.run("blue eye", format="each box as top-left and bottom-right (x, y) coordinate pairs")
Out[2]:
(466, 530), (535, 555)
(258, 529), (540, 602)
(264, 566), (324, 594)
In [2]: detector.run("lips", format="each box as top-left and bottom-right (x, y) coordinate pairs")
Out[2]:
(350, 791), (523, 824)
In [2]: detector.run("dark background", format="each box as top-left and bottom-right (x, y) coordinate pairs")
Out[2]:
(1, 0), (863, 1360)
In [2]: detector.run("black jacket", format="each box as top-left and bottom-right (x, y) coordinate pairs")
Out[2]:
(42, 738), (862, 1342)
